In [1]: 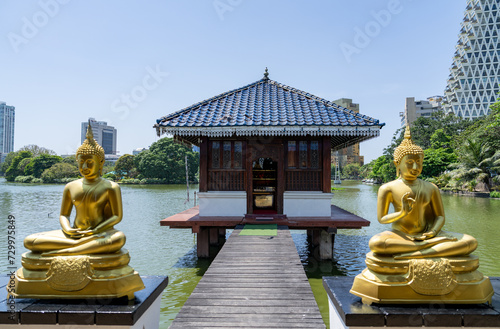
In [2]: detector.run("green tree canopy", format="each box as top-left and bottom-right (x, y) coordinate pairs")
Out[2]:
(342, 163), (361, 179)
(62, 155), (77, 165)
(5, 151), (32, 181)
(1, 151), (18, 173)
(422, 148), (457, 178)
(24, 154), (63, 178)
(115, 154), (135, 178)
(411, 112), (474, 149)
(430, 129), (453, 150)
(18, 145), (56, 157)
(135, 138), (199, 183)
(368, 155), (395, 183)
(2, 145), (57, 175)
(41, 162), (80, 183)
(17, 157), (33, 174)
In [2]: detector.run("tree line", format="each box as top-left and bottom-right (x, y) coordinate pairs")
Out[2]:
(355, 100), (500, 194)
(1, 137), (199, 185)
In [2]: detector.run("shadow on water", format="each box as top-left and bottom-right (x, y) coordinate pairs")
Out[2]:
(172, 246), (212, 275)
(287, 181), (381, 329)
(291, 230), (371, 329)
(160, 247), (213, 326)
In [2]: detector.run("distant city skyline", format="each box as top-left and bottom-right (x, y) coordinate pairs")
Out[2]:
(0, 1), (475, 161)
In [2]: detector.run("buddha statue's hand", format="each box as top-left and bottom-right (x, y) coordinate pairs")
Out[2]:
(401, 192), (416, 215)
(73, 229), (95, 237)
(412, 231), (436, 241)
(62, 227), (84, 237)
(62, 227), (95, 238)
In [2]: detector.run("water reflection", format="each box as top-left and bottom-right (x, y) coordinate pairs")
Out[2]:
(1, 179), (499, 328)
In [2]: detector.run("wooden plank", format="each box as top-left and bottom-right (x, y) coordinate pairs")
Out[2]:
(186, 293), (318, 300)
(169, 226), (325, 329)
(183, 299), (319, 307)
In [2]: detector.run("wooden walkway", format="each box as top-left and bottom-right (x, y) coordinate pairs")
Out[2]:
(169, 225), (326, 329)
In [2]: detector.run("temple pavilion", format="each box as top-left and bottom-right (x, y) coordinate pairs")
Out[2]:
(155, 70), (385, 258)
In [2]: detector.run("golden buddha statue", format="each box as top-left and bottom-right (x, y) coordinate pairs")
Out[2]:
(11, 123), (144, 299)
(350, 125), (493, 304)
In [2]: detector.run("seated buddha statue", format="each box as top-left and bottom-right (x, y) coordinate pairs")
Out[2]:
(350, 125), (493, 304)
(11, 123), (143, 299)
(24, 127), (125, 256)
(368, 127), (477, 260)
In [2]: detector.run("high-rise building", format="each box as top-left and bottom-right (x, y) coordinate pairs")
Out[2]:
(331, 98), (364, 167)
(444, 0), (500, 119)
(81, 118), (117, 155)
(400, 96), (444, 126)
(0, 101), (15, 163)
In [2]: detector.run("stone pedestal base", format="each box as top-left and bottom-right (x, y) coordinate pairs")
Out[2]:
(324, 276), (500, 328)
(1, 276), (168, 328)
(11, 250), (144, 300)
(350, 252), (494, 305)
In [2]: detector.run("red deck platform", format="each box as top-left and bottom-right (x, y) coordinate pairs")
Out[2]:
(160, 205), (370, 232)
(160, 205), (369, 258)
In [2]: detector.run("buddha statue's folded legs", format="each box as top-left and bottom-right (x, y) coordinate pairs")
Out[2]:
(369, 230), (478, 259)
(24, 229), (126, 256)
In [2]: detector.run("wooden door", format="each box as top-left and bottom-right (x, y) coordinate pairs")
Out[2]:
(246, 140), (284, 214)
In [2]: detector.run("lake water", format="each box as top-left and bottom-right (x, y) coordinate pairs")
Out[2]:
(1, 178), (499, 328)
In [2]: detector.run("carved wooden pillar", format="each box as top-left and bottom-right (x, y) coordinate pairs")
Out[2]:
(199, 136), (208, 192)
(322, 136), (331, 193)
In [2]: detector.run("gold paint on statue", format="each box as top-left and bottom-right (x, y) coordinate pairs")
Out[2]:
(350, 125), (494, 304)
(10, 122), (144, 299)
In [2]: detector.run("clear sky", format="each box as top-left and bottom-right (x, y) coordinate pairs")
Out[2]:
(0, 0), (465, 162)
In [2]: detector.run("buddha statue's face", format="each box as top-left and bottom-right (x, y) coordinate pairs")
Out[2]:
(397, 154), (423, 181)
(77, 154), (103, 180)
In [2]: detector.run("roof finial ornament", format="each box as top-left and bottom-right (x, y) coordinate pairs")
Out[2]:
(263, 67), (269, 80)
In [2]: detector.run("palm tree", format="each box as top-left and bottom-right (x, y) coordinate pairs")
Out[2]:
(442, 137), (496, 192)
(480, 149), (500, 186)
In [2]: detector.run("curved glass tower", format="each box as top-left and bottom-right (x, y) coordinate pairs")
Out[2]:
(444, 0), (500, 119)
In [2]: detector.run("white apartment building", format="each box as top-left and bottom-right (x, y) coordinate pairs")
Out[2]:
(400, 96), (444, 126)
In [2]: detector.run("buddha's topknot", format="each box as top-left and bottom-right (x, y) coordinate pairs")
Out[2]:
(393, 125), (424, 165)
(76, 120), (105, 163)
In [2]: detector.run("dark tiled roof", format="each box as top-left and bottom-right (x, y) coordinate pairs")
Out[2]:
(155, 78), (383, 128)
(154, 76), (384, 149)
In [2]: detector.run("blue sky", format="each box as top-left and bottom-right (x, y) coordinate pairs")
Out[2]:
(0, 0), (465, 162)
